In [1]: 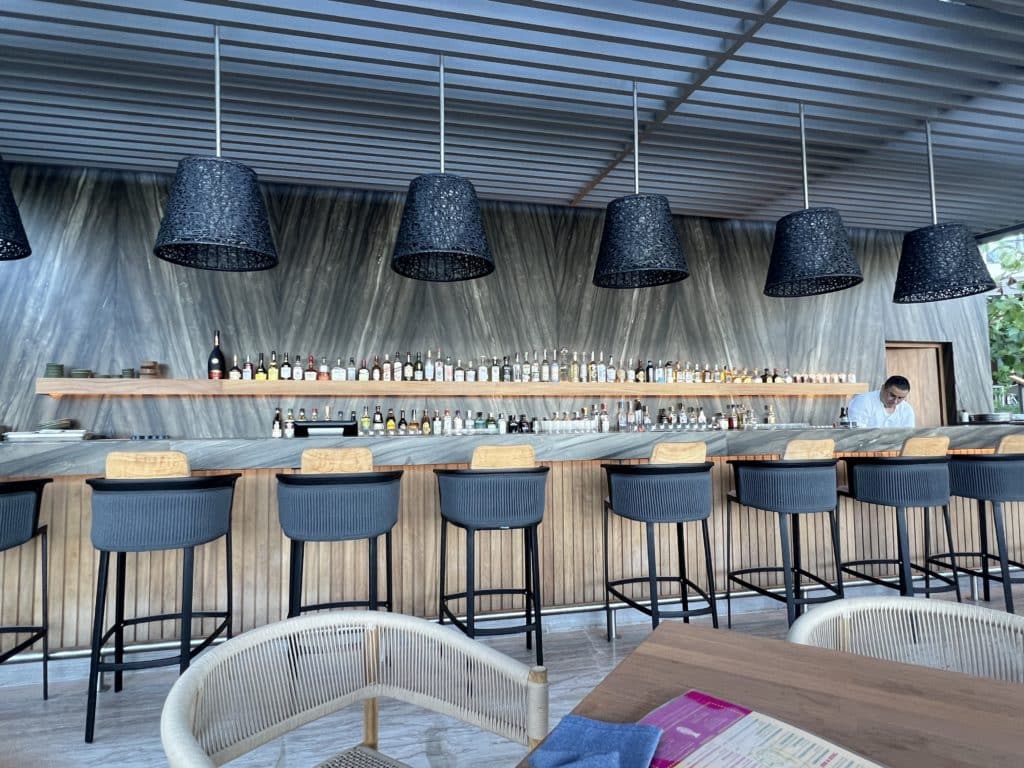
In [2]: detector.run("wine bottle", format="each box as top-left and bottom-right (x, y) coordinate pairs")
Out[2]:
(280, 353), (292, 381)
(207, 330), (226, 379)
(255, 352), (267, 381)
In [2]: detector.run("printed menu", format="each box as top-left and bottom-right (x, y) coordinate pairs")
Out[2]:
(639, 690), (885, 768)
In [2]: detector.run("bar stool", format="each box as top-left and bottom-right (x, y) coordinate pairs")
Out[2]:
(84, 451), (239, 742)
(0, 478), (52, 699)
(435, 445), (548, 665)
(602, 442), (717, 640)
(841, 436), (960, 600)
(727, 439), (844, 627)
(276, 448), (402, 617)
(932, 434), (1024, 613)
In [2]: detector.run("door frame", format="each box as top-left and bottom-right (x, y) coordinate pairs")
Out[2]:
(885, 341), (955, 426)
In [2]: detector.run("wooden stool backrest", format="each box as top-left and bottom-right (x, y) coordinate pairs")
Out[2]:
(650, 442), (707, 464)
(900, 436), (949, 457)
(300, 448), (373, 474)
(783, 439), (835, 460)
(105, 451), (190, 479)
(470, 445), (536, 469)
(997, 434), (1024, 455)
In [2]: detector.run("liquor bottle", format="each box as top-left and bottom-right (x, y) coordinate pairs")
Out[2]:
(268, 351), (280, 381)
(606, 355), (616, 383)
(292, 354), (304, 381)
(382, 353), (392, 382)
(443, 354), (453, 382)
(385, 408), (397, 432)
(454, 359), (465, 382)
(432, 409), (442, 436)
(311, 407), (319, 421)
(712, 364), (721, 384)
(207, 330), (226, 380)
(331, 358), (345, 381)
(372, 405), (384, 432)
(540, 349), (551, 382)
(371, 356), (383, 381)
(761, 367), (771, 384)
(253, 352), (266, 381)
(323, 404), (331, 420)
(550, 349), (560, 383)
(357, 359), (370, 381)
(490, 357), (500, 383)
(315, 356), (328, 381)
(521, 351), (531, 383)
(298, 407), (307, 421)
(655, 360), (666, 384)
(772, 367), (781, 384)
(452, 409), (464, 434)
(393, 353), (403, 382)
(228, 354), (243, 380)
(635, 358), (646, 383)
(360, 405), (372, 434)
(520, 413), (532, 433)
(284, 408), (295, 438)
(501, 355), (512, 382)
(271, 407), (282, 438)
(304, 354), (317, 381)
(646, 360), (655, 383)
(280, 353), (292, 381)
(474, 411), (486, 432)
(403, 352), (414, 381)
(600, 403), (610, 433)
(586, 351), (596, 383)
(421, 410), (432, 435)
(596, 352), (606, 384)
(397, 409), (408, 432)
(839, 406), (851, 428)
(442, 408), (453, 435)
(414, 352), (424, 381)
(783, 368), (793, 384)
(531, 350), (541, 382)
(347, 357), (357, 381)
(569, 352), (580, 383)
(435, 350), (445, 382)
(242, 354), (254, 380)
(497, 413), (508, 434)
(425, 350), (435, 382)
(512, 352), (522, 382)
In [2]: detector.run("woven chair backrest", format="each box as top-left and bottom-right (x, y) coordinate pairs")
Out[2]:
(301, 447), (373, 474)
(651, 442), (707, 464)
(783, 439), (835, 460)
(470, 444), (536, 469)
(105, 451), (190, 479)
(900, 436), (949, 457)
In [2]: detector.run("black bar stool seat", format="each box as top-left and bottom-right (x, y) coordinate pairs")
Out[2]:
(435, 464), (549, 666)
(602, 461), (718, 639)
(0, 478), (52, 699)
(727, 456), (844, 626)
(84, 472), (239, 742)
(276, 468), (402, 617)
(841, 455), (960, 600)
(934, 453), (1024, 613)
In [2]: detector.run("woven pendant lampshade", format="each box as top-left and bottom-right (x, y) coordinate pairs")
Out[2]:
(153, 26), (278, 272)
(391, 55), (493, 282)
(593, 82), (687, 289)
(0, 157), (31, 261)
(893, 122), (994, 303)
(764, 105), (861, 297)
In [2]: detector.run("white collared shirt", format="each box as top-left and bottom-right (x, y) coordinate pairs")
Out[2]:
(847, 389), (915, 428)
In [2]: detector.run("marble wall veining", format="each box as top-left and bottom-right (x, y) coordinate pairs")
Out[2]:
(0, 163), (991, 440)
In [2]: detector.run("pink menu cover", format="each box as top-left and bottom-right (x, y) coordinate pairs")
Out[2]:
(638, 690), (752, 768)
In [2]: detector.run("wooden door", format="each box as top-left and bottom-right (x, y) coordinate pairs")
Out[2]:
(885, 343), (946, 427)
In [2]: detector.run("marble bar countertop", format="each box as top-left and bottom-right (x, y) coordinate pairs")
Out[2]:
(1, 425), (1021, 478)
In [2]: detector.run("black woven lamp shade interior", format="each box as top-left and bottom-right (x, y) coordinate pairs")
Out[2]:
(592, 193), (688, 288)
(391, 173), (494, 282)
(154, 156), (278, 271)
(764, 207), (862, 297)
(893, 222), (996, 303)
(0, 158), (30, 261)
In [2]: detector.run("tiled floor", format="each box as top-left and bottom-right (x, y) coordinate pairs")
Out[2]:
(0, 585), (1017, 768)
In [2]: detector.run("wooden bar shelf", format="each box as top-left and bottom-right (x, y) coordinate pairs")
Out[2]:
(36, 378), (868, 399)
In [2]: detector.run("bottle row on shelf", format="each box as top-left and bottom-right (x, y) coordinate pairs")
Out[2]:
(209, 332), (856, 387)
(270, 400), (782, 438)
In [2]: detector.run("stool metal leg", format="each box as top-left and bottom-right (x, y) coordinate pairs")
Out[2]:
(941, 505), (962, 603)
(792, 514), (803, 618)
(114, 552), (126, 693)
(646, 522), (660, 629)
(923, 507), (932, 597)
(368, 537), (379, 611)
(438, 519), (448, 624)
(677, 522), (690, 622)
(180, 546), (195, 675)
(465, 529), (476, 639)
(288, 540), (304, 618)
(979, 500), (991, 602)
(991, 501), (1015, 614)
(701, 519), (718, 628)
(829, 508), (844, 599)
(40, 526), (50, 701)
(603, 501), (613, 641)
(524, 528), (533, 652)
(385, 530), (394, 612)
(86, 550), (110, 743)
(778, 513), (797, 626)
(726, 499), (734, 629)
(225, 531), (234, 638)
(895, 506), (914, 596)
(529, 525), (543, 667)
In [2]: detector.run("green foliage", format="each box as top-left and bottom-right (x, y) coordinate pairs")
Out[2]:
(987, 238), (1024, 396)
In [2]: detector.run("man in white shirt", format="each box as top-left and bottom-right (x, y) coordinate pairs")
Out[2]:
(847, 375), (915, 428)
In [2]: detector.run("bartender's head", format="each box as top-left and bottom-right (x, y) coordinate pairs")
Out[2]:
(881, 375), (911, 409)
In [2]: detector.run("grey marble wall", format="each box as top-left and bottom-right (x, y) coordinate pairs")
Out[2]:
(0, 164), (991, 440)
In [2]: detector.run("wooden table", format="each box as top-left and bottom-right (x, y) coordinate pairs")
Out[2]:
(531, 623), (1024, 768)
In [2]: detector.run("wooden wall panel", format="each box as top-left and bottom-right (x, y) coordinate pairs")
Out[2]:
(5, 455), (1022, 655)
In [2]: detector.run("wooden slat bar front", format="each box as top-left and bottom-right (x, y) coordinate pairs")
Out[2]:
(2, 433), (1022, 653)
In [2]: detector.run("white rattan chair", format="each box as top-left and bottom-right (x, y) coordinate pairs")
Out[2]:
(160, 611), (549, 767)
(787, 597), (1024, 683)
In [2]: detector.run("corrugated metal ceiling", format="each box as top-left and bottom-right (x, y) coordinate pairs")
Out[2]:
(1, 0), (1022, 235)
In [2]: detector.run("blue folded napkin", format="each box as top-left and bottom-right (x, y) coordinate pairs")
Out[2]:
(529, 714), (663, 768)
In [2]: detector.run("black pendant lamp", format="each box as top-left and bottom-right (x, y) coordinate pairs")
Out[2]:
(893, 122), (995, 303)
(391, 55), (493, 282)
(764, 104), (861, 297)
(593, 82), (688, 288)
(0, 156), (31, 260)
(154, 26), (278, 271)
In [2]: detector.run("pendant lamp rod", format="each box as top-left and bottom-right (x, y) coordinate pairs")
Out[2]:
(632, 81), (640, 195)
(439, 54), (446, 174)
(799, 102), (809, 209)
(214, 25), (221, 158)
(925, 120), (938, 225)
